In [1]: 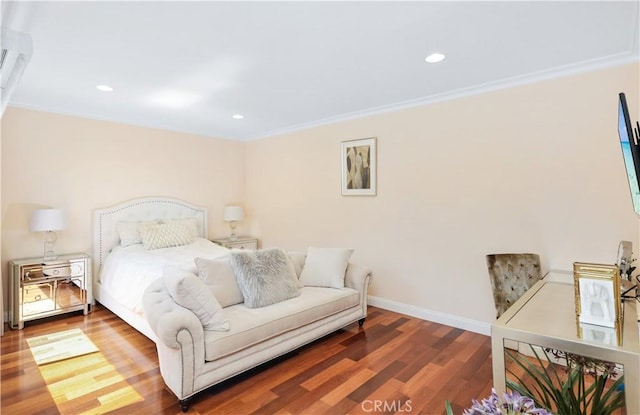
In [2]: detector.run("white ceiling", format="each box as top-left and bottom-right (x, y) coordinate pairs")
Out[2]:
(2, 1), (639, 141)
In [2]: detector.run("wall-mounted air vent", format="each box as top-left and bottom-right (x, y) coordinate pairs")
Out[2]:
(1, 27), (32, 115)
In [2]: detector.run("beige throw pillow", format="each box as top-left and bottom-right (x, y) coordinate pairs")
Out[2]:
(299, 247), (353, 289)
(194, 257), (244, 307)
(162, 265), (230, 332)
(287, 251), (307, 278)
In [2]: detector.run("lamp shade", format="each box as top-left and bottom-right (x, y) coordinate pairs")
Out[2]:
(223, 206), (244, 222)
(29, 209), (66, 232)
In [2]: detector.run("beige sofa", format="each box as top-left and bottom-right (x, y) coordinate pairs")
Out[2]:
(142, 260), (372, 411)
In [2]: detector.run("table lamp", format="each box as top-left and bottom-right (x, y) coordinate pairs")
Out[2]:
(223, 206), (244, 241)
(30, 208), (66, 261)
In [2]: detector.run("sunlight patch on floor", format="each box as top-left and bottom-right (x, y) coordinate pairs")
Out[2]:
(36, 343), (143, 414)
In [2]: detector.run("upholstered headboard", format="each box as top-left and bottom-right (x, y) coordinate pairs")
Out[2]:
(92, 197), (208, 278)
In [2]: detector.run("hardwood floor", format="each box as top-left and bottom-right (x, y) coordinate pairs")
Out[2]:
(1, 305), (494, 414)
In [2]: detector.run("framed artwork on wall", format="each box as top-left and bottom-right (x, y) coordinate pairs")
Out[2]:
(573, 262), (622, 328)
(341, 137), (376, 196)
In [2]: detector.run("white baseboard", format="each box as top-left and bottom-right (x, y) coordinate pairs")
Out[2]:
(367, 295), (491, 336)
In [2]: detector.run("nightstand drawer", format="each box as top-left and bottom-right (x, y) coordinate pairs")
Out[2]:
(25, 261), (85, 281)
(227, 240), (258, 250)
(211, 237), (259, 250)
(42, 265), (72, 277)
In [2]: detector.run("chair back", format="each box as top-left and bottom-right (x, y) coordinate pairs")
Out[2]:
(486, 253), (541, 318)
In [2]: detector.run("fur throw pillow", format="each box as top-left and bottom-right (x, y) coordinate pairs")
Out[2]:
(230, 248), (300, 308)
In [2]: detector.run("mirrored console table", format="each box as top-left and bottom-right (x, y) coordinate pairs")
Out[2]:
(491, 270), (639, 413)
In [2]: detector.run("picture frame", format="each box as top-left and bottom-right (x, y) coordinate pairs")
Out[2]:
(573, 262), (622, 329)
(341, 137), (376, 196)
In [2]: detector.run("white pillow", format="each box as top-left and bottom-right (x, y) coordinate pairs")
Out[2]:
(166, 218), (199, 238)
(299, 247), (353, 289)
(194, 257), (244, 307)
(287, 251), (307, 278)
(162, 265), (230, 331)
(139, 222), (192, 250)
(117, 220), (157, 246)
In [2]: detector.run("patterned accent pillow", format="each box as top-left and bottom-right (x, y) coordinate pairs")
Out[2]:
(166, 218), (199, 238)
(139, 222), (192, 250)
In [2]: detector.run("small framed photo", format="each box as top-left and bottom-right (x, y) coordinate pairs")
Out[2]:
(341, 137), (376, 196)
(573, 262), (622, 328)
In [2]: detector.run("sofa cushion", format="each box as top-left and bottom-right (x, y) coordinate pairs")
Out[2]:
(195, 257), (244, 308)
(162, 265), (230, 332)
(230, 248), (300, 308)
(299, 247), (353, 289)
(203, 286), (359, 361)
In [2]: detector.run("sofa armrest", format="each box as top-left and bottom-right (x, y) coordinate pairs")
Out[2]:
(345, 263), (372, 317)
(143, 279), (204, 350)
(345, 263), (373, 291)
(143, 279), (206, 400)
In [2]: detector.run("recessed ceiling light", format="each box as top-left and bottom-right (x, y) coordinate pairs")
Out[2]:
(149, 90), (201, 109)
(425, 53), (445, 63)
(232, 114), (244, 119)
(96, 85), (114, 92)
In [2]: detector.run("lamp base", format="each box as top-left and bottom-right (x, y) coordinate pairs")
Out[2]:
(43, 231), (58, 262)
(43, 251), (58, 262)
(229, 222), (238, 241)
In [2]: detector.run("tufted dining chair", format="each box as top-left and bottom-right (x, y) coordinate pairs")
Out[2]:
(486, 253), (542, 319)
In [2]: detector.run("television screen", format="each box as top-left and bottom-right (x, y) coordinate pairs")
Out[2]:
(618, 92), (640, 215)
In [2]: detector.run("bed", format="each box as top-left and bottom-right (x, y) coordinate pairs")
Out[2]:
(92, 196), (228, 340)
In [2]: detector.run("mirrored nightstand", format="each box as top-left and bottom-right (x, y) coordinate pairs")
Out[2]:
(211, 237), (258, 250)
(9, 253), (92, 329)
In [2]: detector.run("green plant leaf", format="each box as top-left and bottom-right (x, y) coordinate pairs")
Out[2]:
(504, 345), (625, 415)
(444, 400), (454, 415)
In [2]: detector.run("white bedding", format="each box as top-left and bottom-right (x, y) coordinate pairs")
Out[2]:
(100, 237), (229, 313)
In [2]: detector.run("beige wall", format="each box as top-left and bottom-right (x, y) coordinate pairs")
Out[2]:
(246, 63), (640, 328)
(2, 64), (639, 330)
(1, 108), (246, 312)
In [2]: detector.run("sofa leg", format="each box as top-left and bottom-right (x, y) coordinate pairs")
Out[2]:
(358, 318), (365, 327)
(180, 398), (190, 412)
